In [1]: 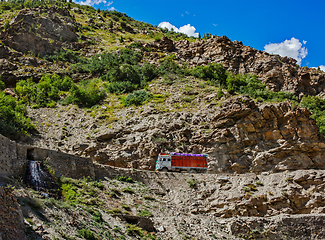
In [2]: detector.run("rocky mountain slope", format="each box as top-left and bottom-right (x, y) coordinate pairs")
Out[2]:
(1, 1), (325, 239)
(145, 36), (325, 96)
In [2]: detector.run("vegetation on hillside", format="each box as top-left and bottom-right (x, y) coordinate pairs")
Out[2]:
(16, 75), (106, 108)
(0, 91), (35, 139)
(300, 96), (325, 136)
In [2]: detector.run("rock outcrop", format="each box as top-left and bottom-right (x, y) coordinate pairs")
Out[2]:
(1, 6), (80, 56)
(28, 95), (325, 173)
(0, 7), (82, 87)
(145, 36), (325, 96)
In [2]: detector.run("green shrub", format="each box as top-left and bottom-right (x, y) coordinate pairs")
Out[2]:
(109, 20), (113, 28)
(116, 176), (133, 183)
(45, 48), (84, 63)
(216, 88), (224, 100)
(0, 92), (35, 139)
(118, 48), (142, 65)
(70, 49), (156, 94)
(91, 209), (103, 222)
(0, 80), (5, 90)
(143, 196), (155, 201)
(71, 52), (118, 74)
(60, 177), (103, 206)
(113, 226), (122, 232)
(140, 62), (158, 82)
(16, 75), (74, 108)
(4, 20), (10, 30)
(105, 81), (137, 94)
(158, 58), (182, 75)
(122, 204), (131, 211)
(61, 183), (78, 202)
(128, 41), (143, 49)
(126, 224), (143, 237)
(61, 79), (106, 107)
(186, 179), (196, 188)
(138, 209), (152, 217)
(225, 72), (297, 102)
(78, 229), (98, 240)
(191, 63), (227, 87)
(226, 72), (247, 93)
(108, 188), (121, 198)
(0, 2), (11, 10)
(124, 90), (152, 106)
(300, 95), (325, 136)
(106, 208), (122, 214)
(122, 187), (135, 194)
(120, 64), (141, 85)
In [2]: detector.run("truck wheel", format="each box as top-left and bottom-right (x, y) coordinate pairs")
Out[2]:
(189, 169), (197, 174)
(161, 168), (168, 172)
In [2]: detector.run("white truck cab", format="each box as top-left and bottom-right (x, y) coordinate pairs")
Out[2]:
(155, 152), (208, 173)
(155, 153), (171, 172)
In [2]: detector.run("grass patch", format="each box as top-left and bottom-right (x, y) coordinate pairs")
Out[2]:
(138, 209), (152, 217)
(77, 228), (98, 240)
(59, 177), (104, 206)
(143, 196), (155, 201)
(116, 176), (134, 183)
(106, 208), (122, 214)
(122, 187), (135, 194)
(186, 179), (196, 188)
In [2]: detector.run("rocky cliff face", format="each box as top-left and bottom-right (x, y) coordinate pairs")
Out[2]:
(28, 95), (325, 174)
(91, 96), (325, 173)
(145, 36), (325, 96)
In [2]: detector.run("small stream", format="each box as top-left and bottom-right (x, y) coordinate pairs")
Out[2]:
(25, 161), (51, 192)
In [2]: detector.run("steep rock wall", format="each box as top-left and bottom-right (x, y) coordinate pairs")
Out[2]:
(77, 96), (325, 173)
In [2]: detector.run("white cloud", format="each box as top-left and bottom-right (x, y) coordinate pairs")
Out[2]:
(158, 21), (199, 38)
(319, 65), (325, 72)
(74, 0), (106, 6)
(264, 37), (308, 65)
(108, 6), (116, 10)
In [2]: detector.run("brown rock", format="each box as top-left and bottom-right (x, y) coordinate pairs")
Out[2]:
(1, 7), (79, 56)
(0, 187), (27, 240)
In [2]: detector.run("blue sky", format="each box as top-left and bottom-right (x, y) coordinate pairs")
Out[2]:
(76, 0), (325, 69)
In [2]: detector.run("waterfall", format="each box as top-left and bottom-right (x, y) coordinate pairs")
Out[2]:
(26, 161), (50, 191)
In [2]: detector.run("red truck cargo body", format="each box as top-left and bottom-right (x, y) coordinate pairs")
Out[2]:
(155, 152), (208, 172)
(171, 155), (207, 169)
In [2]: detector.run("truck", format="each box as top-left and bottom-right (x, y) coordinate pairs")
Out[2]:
(155, 152), (208, 173)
